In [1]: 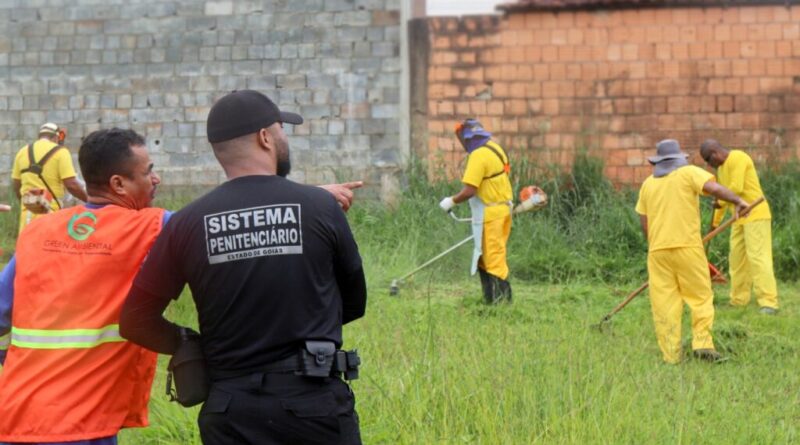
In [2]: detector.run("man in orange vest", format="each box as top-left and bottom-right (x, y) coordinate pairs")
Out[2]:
(0, 128), (164, 444)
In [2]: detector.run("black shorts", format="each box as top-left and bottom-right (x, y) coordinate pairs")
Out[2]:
(198, 373), (361, 445)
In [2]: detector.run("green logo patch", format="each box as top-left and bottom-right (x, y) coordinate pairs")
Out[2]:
(67, 211), (97, 241)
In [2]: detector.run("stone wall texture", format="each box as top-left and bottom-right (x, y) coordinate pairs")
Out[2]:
(415, 5), (800, 185)
(0, 0), (403, 195)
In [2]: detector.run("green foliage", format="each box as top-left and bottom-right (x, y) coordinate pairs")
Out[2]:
(360, 152), (800, 287)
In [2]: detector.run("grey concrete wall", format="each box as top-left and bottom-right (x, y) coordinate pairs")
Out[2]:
(0, 0), (404, 198)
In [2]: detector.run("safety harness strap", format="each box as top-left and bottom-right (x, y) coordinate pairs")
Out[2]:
(481, 141), (510, 180)
(10, 324), (124, 349)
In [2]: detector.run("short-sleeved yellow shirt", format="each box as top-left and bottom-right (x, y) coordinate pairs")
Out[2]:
(11, 139), (77, 208)
(635, 165), (714, 252)
(461, 141), (513, 222)
(711, 149), (771, 226)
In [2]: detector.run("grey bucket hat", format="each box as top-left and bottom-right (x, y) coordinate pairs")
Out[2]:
(649, 139), (688, 177)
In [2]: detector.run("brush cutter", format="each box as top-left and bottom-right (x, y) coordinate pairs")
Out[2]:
(389, 186), (547, 296)
(594, 196), (765, 330)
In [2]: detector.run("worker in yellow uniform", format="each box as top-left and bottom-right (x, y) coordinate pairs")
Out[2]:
(11, 122), (87, 234)
(636, 139), (750, 364)
(439, 119), (513, 304)
(700, 139), (778, 315)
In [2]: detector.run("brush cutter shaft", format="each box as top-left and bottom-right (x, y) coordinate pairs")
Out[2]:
(701, 196), (764, 244)
(601, 282), (649, 322)
(395, 235), (474, 283)
(448, 210), (472, 223)
(598, 197), (765, 324)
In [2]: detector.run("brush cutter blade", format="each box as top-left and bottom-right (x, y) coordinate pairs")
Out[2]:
(708, 263), (727, 284)
(592, 318), (613, 333)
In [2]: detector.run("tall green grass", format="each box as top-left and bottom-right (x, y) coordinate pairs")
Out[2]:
(355, 152), (800, 289)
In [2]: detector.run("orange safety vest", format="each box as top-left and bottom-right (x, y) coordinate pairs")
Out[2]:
(0, 204), (165, 442)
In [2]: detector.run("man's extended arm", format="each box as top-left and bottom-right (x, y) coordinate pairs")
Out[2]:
(62, 177), (88, 202)
(703, 181), (749, 218)
(439, 184), (477, 211)
(328, 195), (367, 324)
(318, 181), (363, 212)
(711, 200), (726, 229)
(120, 214), (184, 354)
(337, 266), (367, 324)
(452, 184), (477, 204)
(119, 285), (182, 354)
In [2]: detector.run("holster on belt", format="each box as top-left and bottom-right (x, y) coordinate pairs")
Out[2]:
(166, 327), (210, 407)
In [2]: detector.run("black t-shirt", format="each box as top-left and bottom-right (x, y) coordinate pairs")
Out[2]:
(133, 175), (364, 374)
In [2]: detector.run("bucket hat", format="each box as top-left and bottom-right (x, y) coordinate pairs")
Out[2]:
(649, 139), (688, 177)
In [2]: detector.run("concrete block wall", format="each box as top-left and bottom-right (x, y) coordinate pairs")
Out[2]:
(416, 5), (800, 185)
(0, 0), (403, 197)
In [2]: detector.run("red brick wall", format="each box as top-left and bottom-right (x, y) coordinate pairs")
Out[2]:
(416, 6), (800, 185)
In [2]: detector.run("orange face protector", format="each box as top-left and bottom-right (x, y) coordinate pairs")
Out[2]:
(454, 122), (467, 150)
(57, 128), (67, 144)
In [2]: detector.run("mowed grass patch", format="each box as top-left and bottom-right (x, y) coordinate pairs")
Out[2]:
(121, 280), (800, 444)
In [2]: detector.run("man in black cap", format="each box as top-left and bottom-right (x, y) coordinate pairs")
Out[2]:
(635, 139), (749, 364)
(120, 90), (367, 444)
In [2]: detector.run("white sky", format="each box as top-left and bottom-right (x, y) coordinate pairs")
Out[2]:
(427, 0), (505, 15)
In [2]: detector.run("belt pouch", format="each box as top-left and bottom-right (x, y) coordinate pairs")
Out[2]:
(300, 340), (336, 377)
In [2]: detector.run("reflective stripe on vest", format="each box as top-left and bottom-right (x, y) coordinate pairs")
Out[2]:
(0, 332), (9, 350)
(10, 324), (124, 349)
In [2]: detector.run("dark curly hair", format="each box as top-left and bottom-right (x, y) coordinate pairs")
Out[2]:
(79, 128), (146, 190)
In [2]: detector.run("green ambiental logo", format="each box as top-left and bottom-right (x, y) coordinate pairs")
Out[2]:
(67, 211), (98, 241)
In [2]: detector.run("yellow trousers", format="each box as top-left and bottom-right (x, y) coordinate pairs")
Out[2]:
(17, 209), (46, 235)
(647, 247), (715, 364)
(729, 220), (778, 309)
(479, 214), (511, 280)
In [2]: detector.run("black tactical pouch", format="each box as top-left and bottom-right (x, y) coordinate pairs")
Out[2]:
(166, 327), (210, 407)
(298, 341), (361, 380)
(299, 340), (337, 378)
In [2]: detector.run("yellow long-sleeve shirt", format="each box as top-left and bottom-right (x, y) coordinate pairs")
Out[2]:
(635, 166), (713, 252)
(461, 141), (513, 223)
(711, 150), (771, 226)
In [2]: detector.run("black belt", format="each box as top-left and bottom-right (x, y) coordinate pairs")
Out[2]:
(262, 354), (303, 374)
(211, 347), (360, 381)
(210, 355), (300, 381)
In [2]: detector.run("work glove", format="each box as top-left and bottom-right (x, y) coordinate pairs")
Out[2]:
(439, 196), (455, 212)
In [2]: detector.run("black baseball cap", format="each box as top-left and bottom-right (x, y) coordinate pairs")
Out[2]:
(206, 90), (303, 143)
